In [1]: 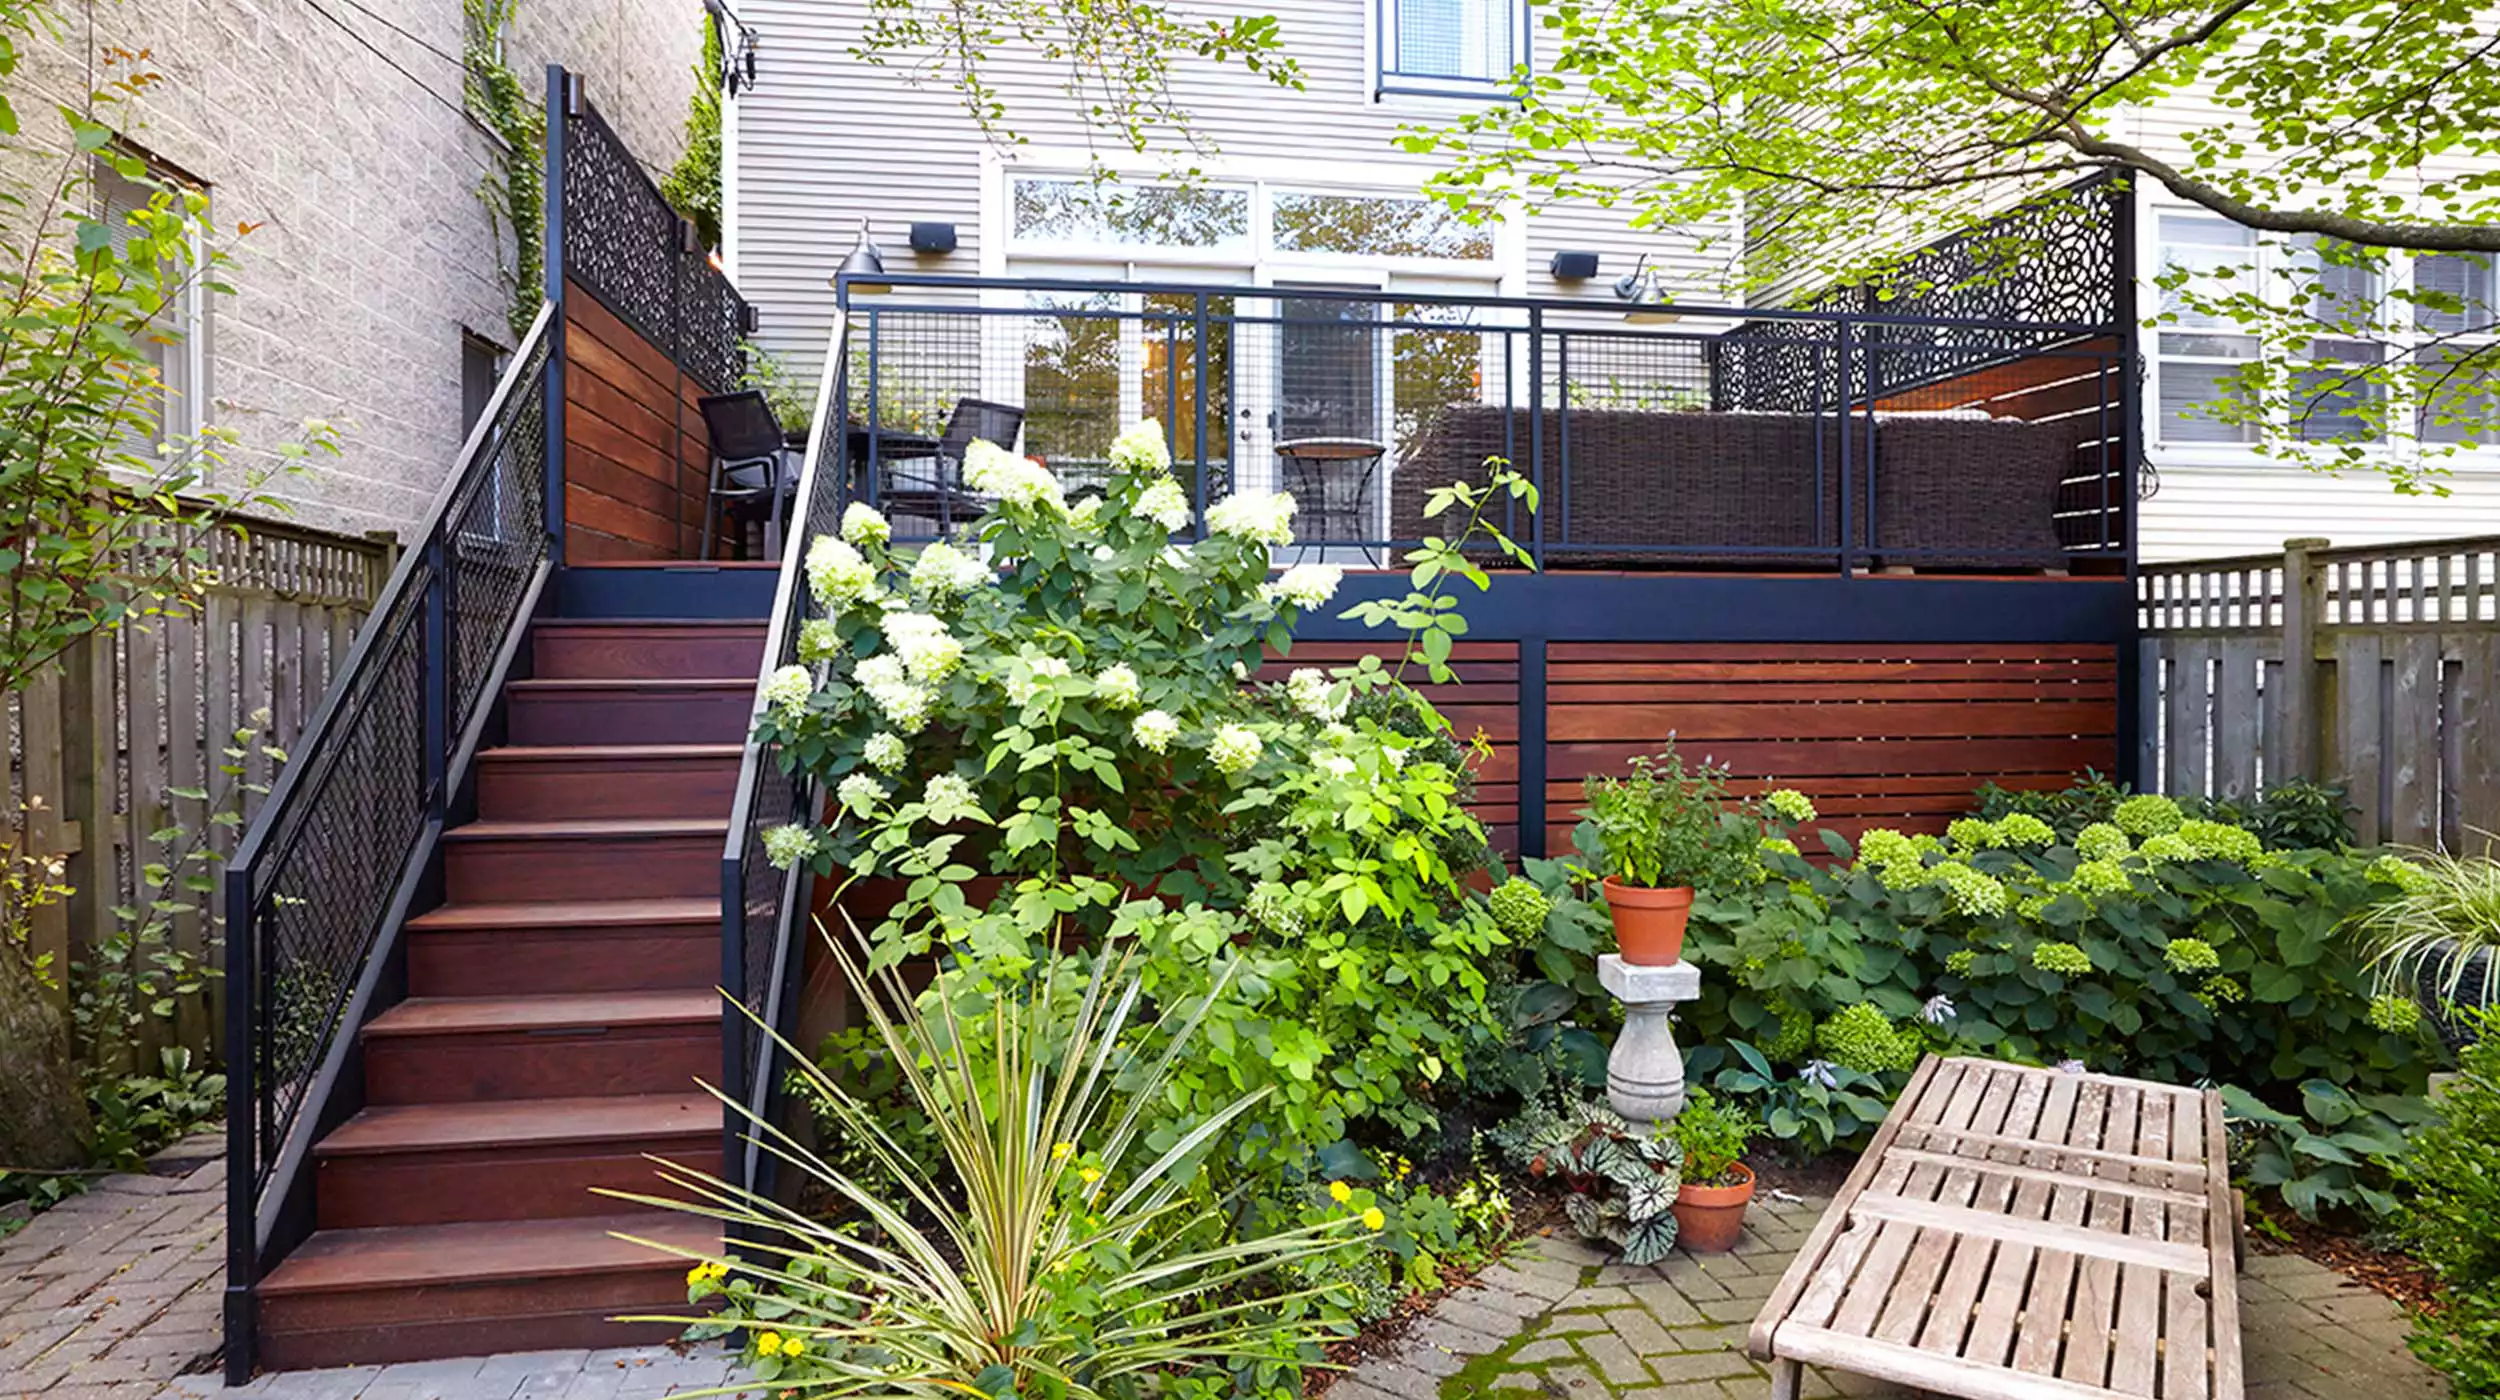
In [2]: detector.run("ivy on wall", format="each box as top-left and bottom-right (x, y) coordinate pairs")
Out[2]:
(462, 0), (545, 342)
(660, 13), (723, 251)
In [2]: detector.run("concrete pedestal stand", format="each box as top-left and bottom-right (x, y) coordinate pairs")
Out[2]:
(1598, 954), (1701, 1125)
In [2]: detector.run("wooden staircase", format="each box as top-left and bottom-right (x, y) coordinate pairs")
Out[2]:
(253, 618), (762, 1370)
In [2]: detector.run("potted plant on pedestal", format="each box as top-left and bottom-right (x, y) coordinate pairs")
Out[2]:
(1669, 1088), (1762, 1252)
(1578, 745), (1735, 965)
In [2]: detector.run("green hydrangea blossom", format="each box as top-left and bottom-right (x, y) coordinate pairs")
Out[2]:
(1758, 837), (1800, 859)
(1911, 833), (1949, 855)
(1764, 789), (1817, 824)
(1762, 999), (1815, 1060)
(2177, 819), (2262, 864)
(2113, 794), (2183, 837)
(1855, 829), (1920, 867)
(2065, 859), (2133, 900)
(2136, 832), (2198, 864)
(2366, 854), (2439, 895)
(1868, 855), (1935, 891)
(1488, 878), (1552, 938)
(2367, 995), (2424, 1035)
(2202, 974), (2244, 1003)
(1944, 949), (1978, 975)
(2074, 822), (2132, 862)
(2016, 893), (2056, 920)
(2032, 941), (2094, 976)
(1993, 813), (2056, 849)
(2163, 937), (2221, 974)
(1932, 861), (2008, 917)
(1817, 1004), (1919, 1074)
(1946, 817), (1997, 850)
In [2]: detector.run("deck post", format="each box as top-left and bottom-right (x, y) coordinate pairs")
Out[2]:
(542, 65), (572, 563)
(221, 863), (257, 1385)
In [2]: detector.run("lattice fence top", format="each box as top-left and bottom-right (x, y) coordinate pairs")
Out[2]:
(559, 93), (745, 395)
(2140, 536), (2500, 635)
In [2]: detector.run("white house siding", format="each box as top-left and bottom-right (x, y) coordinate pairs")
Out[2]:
(727, 0), (1738, 380)
(9, 0), (699, 539)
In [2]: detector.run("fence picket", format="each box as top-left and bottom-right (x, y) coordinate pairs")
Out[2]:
(2213, 640), (2259, 802)
(2389, 635), (2441, 848)
(2459, 635), (2500, 850)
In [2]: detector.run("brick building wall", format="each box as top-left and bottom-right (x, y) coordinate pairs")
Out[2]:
(9, 0), (704, 538)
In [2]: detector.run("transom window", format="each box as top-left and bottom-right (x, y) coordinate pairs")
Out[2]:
(1376, 0), (1528, 99)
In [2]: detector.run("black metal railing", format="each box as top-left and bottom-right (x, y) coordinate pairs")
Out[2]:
(551, 67), (747, 396)
(836, 275), (2135, 574)
(719, 306), (851, 1203)
(222, 304), (558, 1381)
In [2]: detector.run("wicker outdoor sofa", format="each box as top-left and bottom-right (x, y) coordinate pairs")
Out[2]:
(1388, 405), (2080, 569)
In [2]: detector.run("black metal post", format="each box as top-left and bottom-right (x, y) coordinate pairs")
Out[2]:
(1555, 334), (1570, 550)
(542, 65), (570, 562)
(220, 868), (256, 1385)
(1192, 294), (1210, 518)
(864, 309), (882, 511)
(422, 541), (452, 820)
(1527, 309), (1545, 571)
(1518, 639), (1548, 861)
(1835, 319), (1855, 578)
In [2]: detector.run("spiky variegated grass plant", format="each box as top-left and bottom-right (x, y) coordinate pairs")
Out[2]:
(2354, 844), (2500, 1013)
(602, 926), (1362, 1395)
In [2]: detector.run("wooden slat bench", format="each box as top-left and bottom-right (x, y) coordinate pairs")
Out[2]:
(1748, 1056), (2242, 1400)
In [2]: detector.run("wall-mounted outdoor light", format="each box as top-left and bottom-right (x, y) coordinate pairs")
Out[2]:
(909, 222), (958, 255)
(837, 218), (889, 296)
(1549, 250), (1600, 280)
(1613, 253), (1681, 324)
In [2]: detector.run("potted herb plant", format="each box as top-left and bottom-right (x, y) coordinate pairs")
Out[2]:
(1577, 746), (1734, 965)
(1668, 1088), (1761, 1252)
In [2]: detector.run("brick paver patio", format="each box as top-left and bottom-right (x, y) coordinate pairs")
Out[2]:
(1330, 1193), (2448, 1400)
(0, 1157), (2446, 1400)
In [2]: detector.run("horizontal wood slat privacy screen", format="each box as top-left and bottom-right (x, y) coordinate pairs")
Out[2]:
(562, 286), (717, 560)
(2139, 535), (2500, 850)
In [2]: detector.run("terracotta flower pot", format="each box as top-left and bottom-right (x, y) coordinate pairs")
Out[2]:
(1601, 878), (1693, 965)
(1672, 1161), (1755, 1253)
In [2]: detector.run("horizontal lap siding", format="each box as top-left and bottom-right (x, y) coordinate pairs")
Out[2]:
(563, 283), (715, 562)
(1542, 642), (2118, 854)
(1264, 641), (1522, 857)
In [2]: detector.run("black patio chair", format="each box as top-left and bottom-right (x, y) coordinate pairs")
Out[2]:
(881, 398), (1026, 535)
(698, 390), (794, 560)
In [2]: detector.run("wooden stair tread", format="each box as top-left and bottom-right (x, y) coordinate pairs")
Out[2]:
(478, 743), (743, 762)
(317, 1092), (715, 1156)
(363, 989), (719, 1037)
(442, 816), (729, 841)
(505, 676), (753, 692)
(259, 1213), (716, 1295)
(407, 897), (719, 931)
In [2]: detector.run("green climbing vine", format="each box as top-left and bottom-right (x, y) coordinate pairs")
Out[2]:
(660, 13), (723, 251)
(462, 0), (544, 342)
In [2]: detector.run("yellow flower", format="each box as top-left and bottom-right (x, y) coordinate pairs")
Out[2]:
(686, 1264), (707, 1285)
(1327, 1180), (1352, 1204)
(756, 1331), (782, 1355)
(1052, 1141), (1074, 1162)
(1079, 1166), (1101, 1185)
(781, 1336), (806, 1358)
(1362, 1207), (1386, 1231)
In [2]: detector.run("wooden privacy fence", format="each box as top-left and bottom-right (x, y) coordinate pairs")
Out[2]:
(5, 517), (393, 1061)
(2138, 535), (2500, 849)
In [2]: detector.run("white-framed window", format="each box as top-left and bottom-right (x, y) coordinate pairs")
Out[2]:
(94, 155), (207, 445)
(1376, 0), (1529, 100)
(1003, 173), (1500, 275)
(2151, 207), (2500, 454)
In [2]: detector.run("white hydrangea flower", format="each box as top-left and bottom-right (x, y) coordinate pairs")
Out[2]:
(1005, 653), (1074, 708)
(1284, 668), (1345, 721)
(1381, 741), (1409, 770)
(1209, 723), (1263, 777)
(1094, 663), (1142, 710)
(1132, 709), (1180, 754)
(962, 439), (1065, 512)
(1066, 496), (1102, 530)
(1136, 476), (1192, 533)
(759, 664), (813, 719)
(1261, 563), (1343, 611)
(1108, 419), (1173, 475)
(862, 731), (906, 772)
(1231, 660), (1249, 682)
(1323, 721), (1357, 747)
(923, 772), (981, 821)
(796, 618), (843, 663)
(1319, 753), (1356, 780)
(910, 540), (990, 600)
(836, 772), (888, 817)
(855, 654), (907, 692)
(760, 823), (818, 870)
(1206, 490), (1296, 546)
(881, 612), (964, 684)
(805, 535), (878, 613)
(839, 502), (890, 547)
(854, 655), (931, 733)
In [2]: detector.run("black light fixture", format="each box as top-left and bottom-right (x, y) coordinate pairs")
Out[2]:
(1549, 250), (1600, 280)
(908, 222), (958, 255)
(704, 0), (762, 93)
(837, 217), (889, 297)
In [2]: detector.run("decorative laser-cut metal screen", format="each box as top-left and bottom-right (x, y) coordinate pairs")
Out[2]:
(559, 91), (746, 395)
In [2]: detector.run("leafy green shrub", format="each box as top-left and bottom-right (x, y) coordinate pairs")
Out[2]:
(1679, 789), (2438, 1217)
(1577, 744), (1741, 889)
(2350, 846), (2500, 1031)
(2397, 1020), (2500, 1397)
(1972, 773), (2355, 850)
(1669, 1088), (1759, 1185)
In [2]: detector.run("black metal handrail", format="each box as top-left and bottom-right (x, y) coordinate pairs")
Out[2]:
(720, 305), (851, 1203)
(222, 302), (559, 1382)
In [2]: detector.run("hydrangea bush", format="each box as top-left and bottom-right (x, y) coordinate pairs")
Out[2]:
(759, 426), (1521, 1226)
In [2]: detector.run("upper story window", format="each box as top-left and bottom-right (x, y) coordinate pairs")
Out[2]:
(1377, 0), (1528, 100)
